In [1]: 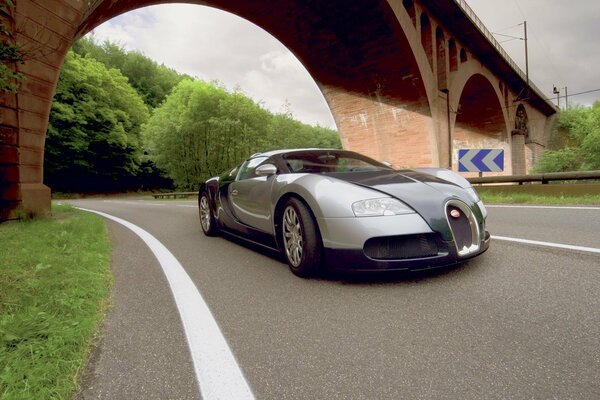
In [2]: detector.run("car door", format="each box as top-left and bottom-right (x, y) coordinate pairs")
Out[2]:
(229, 156), (275, 233)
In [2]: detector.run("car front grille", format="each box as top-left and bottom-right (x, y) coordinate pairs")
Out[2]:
(364, 233), (440, 260)
(445, 200), (481, 257)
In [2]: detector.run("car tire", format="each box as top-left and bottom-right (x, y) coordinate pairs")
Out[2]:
(281, 197), (322, 278)
(199, 191), (218, 237)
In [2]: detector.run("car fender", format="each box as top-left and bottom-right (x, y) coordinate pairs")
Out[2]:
(273, 173), (392, 219)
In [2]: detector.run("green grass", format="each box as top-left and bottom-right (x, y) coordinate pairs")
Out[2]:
(0, 205), (112, 399)
(479, 192), (600, 205)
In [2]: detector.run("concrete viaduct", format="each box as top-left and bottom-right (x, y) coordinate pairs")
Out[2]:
(0, 0), (556, 220)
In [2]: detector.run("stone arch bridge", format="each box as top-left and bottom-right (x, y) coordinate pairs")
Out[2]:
(0, 0), (556, 219)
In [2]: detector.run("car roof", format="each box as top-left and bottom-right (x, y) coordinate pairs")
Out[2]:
(249, 148), (349, 159)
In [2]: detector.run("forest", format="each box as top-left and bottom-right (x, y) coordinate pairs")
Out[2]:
(44, 38), (341, 192)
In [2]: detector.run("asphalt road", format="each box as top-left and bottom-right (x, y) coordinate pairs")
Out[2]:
(70, 198), (600, 400)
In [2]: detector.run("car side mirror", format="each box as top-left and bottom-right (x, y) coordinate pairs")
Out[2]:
(255, 163), (277, 177)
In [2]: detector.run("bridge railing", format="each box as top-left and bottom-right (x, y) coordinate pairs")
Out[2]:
(453, 0), (547, 100)
(467, 170), (600, 185)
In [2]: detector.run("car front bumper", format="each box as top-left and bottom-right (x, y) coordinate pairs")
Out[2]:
(323, 231), (490, 272)
(317, 213), (490, 272)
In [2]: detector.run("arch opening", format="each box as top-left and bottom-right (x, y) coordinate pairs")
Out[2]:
(420, 13), (433, 68)
(460, 48), (467, 63)
(454, 74), (508, 171)
(436, 27), (447, 90)
(402, 0), (416, 26)
(448, 39), (457, 72)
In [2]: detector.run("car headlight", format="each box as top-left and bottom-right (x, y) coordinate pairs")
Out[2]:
(352, 198), (415, 217)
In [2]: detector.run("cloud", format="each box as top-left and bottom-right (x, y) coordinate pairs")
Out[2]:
(90, 4), (336, 128)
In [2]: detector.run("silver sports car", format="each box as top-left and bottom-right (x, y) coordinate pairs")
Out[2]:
(199, 149), (490, 277)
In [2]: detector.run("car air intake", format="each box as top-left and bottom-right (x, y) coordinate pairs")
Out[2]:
(364, 233), (439, 260)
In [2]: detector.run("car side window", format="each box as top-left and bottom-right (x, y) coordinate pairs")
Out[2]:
(236, 156), (269, 180)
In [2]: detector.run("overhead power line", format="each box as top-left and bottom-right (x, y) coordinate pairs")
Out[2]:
(549, 88), (600, 100)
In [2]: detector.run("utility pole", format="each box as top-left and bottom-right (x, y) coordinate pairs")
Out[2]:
(553, 86), (560, 107)
(565, 86), (568, 108)
(494, 21), (529, 100)
(523, 21), (529, 99)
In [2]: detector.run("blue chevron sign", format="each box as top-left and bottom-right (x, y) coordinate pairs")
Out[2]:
(458, 149), (504, 172)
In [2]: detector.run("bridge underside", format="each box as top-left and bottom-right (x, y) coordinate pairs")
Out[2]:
(0, 0), (555, 220)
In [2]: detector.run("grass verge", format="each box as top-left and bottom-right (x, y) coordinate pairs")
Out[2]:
(479, 191), (600, 205)
(0, 204), (112, 399)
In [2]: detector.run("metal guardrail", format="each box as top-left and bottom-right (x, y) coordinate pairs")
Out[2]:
(467, 171), (600, 185)
(152, 191), (197, 199)
(150, 171), (600, 198)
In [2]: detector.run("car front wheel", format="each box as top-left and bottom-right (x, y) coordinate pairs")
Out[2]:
(281, 198), (322, 277)
(199, 191), (218, 236)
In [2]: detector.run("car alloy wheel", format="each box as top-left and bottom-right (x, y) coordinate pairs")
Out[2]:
(199, 191), (218, 236)
(283, 205), (303, 267)
(200, 196), (211, 231)
(280, 197), (322, 277)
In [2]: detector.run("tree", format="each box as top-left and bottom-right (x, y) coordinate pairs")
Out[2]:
(143, 80), (341, 190)
(533, 102), (600, 172)
(45, 51), (150, 192)
(144, 80), (270, 189)
(72, 37), (189, 108)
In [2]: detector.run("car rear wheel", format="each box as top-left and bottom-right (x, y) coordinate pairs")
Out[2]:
(199, 191), (218, 236)
(281, 198), (322, 277)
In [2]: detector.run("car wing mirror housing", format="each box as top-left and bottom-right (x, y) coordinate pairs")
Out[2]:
(255, 163), (278, 177)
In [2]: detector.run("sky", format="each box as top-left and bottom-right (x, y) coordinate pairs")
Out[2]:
(88, 1), (600, 129)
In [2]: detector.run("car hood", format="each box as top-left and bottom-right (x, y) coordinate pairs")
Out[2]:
(328, 170), (476, 240)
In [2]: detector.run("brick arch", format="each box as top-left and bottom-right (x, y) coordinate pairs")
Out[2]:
(74, 0), (436, 168)
(3, 0), (556, 219)
(449, 66), (508, 132)
(452, 73), (509, 171)
(76, 1), (429, 105)
(1, 0), (442, 220)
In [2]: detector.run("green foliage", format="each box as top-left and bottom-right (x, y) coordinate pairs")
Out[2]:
(531, 148), (580, 173)
(0, 2), (26, 93)
(0, 205), (112, 399)
(533, 102), (600, 172)
(48, 36), (339, 192)
(45, 51), (150, 192)
(72, 37), (189, 108)
(143, 80), (262, 189)
(143, 80), (341, 190)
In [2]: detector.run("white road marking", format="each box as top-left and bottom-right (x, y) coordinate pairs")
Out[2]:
(486, 204), (600, 210)
(492, 235), (600, 255)
(76, 207), (255, 400)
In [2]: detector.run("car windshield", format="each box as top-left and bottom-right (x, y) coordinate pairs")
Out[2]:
(283, 151), (392, 174)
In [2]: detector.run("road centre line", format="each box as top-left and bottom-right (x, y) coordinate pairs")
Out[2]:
(486, 204), (600, 210)
(492, 235), (600, 255)
(76, 207), (255, 400)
